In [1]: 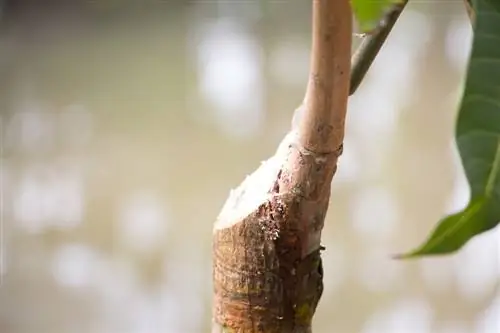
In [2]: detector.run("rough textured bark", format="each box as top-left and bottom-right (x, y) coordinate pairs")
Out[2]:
(212, 1), (351, 332)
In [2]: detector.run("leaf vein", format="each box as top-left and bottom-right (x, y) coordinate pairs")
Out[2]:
(471, 57), (500, 64)
(485, 138), (500, 196)
(419, 201), (483, 255)
(463, 94), (500, 109)
(474, 32), (500, 43)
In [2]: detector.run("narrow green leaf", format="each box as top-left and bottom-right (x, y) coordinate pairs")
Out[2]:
(398, 0), (500, 258)
(351, 0), (402, 33)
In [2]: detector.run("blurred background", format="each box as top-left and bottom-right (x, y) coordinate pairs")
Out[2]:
(0, 0), (498, 332)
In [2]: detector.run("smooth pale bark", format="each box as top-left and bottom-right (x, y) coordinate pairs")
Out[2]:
(212, 1), (352, 332)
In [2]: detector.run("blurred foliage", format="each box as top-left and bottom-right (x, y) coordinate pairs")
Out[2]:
(401, 0), (500, 258)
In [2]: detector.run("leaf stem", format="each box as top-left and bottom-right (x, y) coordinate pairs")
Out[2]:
(350, 0), (408, 95)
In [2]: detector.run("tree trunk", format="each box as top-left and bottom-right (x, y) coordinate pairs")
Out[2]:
(212, 1), (352, 332)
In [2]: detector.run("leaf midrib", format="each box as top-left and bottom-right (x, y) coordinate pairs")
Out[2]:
(485, 138), (500, 196)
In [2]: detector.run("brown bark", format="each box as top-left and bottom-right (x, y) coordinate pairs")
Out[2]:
(212, 1), (352, 332)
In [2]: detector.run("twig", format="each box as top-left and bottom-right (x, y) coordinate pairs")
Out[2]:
(350, 0), (408, 95)
(301, 0), (352, 153)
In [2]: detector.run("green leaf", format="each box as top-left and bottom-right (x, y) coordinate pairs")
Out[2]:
(398, 0), (500, 259)
(351, 0), (402, 32)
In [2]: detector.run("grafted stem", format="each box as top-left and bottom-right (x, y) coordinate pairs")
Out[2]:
(212, 1), (352, 332)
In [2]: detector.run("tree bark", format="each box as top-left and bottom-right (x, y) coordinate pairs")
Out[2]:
(212, 1), (352, 332)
